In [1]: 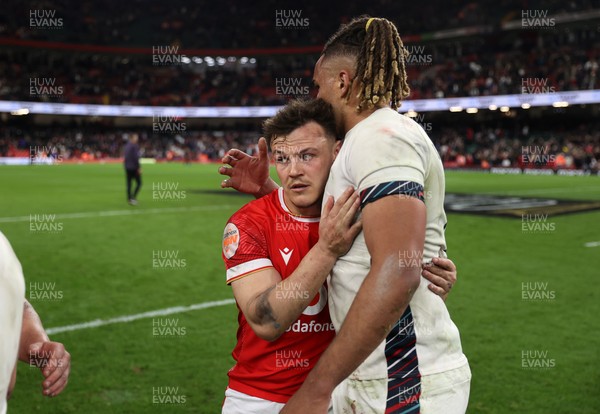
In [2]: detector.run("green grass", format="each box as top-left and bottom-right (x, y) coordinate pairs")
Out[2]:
(1, 164), (599, 413)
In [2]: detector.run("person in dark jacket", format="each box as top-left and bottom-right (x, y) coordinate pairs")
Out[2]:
(124, 134), (141, 205)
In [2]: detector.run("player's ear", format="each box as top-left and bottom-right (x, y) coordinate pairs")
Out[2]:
(338, 70), (352, 99)
(333, 140), (342, 158)
(268, 139), (276, 162)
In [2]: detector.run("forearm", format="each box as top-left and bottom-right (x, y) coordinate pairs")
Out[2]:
(255, 177), (279, 199)
(308, 261), (420, 392)
(251, 242), (336, 338)
(7, 365), (17, 399)
(19, 300), (50, 362)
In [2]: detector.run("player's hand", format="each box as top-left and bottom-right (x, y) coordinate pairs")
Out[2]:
(28, 341), (71, 397)
(318, 187), (362, 257)
(219, 137), (272, 197)
(422, 257), (457, 301)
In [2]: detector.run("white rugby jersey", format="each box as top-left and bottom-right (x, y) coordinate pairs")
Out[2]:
(0, 232), (25, 414)
(324, 108), (467, 383)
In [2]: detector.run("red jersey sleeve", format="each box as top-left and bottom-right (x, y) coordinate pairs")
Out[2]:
(222, 213), (273, 285)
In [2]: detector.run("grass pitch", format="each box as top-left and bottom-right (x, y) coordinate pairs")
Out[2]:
(1, 163), (599, 413)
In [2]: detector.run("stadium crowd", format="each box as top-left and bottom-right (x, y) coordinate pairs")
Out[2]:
(407, 27), (599, 99)
(1, 26), (597, 106)
(0, 125), (258, 162)
(1, 0), (596, 48)
(435, 124), (599, 171)
(0, 0), (597, 172)
(2, 123), (598, 172)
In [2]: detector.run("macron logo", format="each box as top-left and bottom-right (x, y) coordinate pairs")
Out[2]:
(279, 247), (293, 265)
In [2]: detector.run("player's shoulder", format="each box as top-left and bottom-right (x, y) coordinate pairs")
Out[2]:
(222, 192), (279, 263)
(226, 190), (278, 228)
(0, 232), (20, 270)
(376, 108), (426, 136)
(348, 108), (431, 154)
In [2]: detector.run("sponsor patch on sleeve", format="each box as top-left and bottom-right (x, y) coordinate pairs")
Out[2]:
(222, 222), (240, 259)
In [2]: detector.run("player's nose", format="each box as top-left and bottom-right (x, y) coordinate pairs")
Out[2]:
(288, 158), (302, 177)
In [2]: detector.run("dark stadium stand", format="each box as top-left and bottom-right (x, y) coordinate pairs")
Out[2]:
(1, 0), (597, 47)
(1, 0), (599, 173)
(1, 26), (598, 105)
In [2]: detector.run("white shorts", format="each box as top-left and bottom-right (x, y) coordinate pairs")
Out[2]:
(331, 363), (471, 414)
(222, 388), (285, 414)
(222, 387), (334, 414)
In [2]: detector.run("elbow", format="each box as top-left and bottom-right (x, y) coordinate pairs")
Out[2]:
(261, 331), (284, 342)
(402, 266), (421, 287)
(378, 254), (421, 295)
(247, 291), (284, 342)
(379, 260), (421, 302)
(399, 266), (421, 296)
(251, 324), (283, 342)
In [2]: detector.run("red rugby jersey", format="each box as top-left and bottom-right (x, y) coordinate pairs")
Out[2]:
(222, 188), (335, 403)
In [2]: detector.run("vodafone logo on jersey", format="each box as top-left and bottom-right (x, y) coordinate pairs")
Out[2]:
(222, 223), (240, 259)
(302, 285), (327, 316)
(287, 285), (335, 333)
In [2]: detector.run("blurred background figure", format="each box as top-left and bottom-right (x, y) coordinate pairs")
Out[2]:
(124, 133), (142, 205)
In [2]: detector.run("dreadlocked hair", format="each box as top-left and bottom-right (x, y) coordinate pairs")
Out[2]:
(322, 16), (410, 112)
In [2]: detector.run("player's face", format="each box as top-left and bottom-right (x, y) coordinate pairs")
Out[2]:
(313, 55), (353, 136)
(313, 56), (336, 105)
(271, 122), (339, 217)
(313, 57), (340, 124)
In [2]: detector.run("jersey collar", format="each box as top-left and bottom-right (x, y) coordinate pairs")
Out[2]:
(277, 188), (320, 223)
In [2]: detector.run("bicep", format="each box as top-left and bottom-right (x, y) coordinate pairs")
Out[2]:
(231, 267), (282, 324)
(362, 195), (426, 267)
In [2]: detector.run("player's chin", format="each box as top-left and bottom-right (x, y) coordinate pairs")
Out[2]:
(288, 190), (318, 208)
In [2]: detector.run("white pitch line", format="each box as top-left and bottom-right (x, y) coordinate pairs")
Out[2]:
(584, 241), (600, 247)
(0, 205), (236, 223)
(46, 298), (236, 335)
(477, 186), (600, 196)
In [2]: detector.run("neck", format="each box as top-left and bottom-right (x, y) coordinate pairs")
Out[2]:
(283, 192), (321, 217)
(342, 106), (376, 135)
(341, 83), (383, 133)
